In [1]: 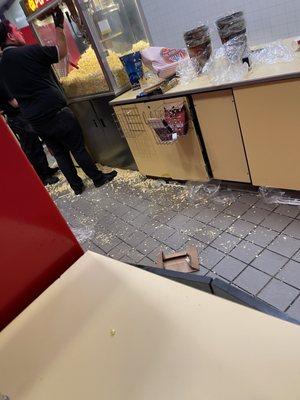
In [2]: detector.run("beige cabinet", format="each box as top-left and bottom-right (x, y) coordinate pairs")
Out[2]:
(234, 79), (300, 190)
(193, 90), (250, 183)
(114, 97), (209, 181)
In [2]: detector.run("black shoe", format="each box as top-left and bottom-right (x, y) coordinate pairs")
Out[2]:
(48, 166), (59, 176)
(73, 185), (85, 195)
(43, 176), (59, 186)
(93, 170), (118, 188)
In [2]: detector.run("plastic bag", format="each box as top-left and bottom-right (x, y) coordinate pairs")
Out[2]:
(186, 181), (221, 199)
(250, 42), (295, 65)
(259, 187), (300, 206)
(141, 47), (188, 78)
(71, 225), (95, 243)
(176, 58), (199, 84)
(202, 44), (248, 84)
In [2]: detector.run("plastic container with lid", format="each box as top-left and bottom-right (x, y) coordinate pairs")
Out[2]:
(183, 24), (212, 73)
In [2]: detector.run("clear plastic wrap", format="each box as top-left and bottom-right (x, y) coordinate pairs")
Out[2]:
(250, 42), (295, 65)
(202, 43), (249, 84)
(259, 187), (300, 206)
(71, 225), (95, 244)
(176, 58), (199, 84)
(186, 181), (239, 206)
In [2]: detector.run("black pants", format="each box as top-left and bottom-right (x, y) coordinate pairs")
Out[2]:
(33, 107), (102, 191)
(7, 114), (52, 181)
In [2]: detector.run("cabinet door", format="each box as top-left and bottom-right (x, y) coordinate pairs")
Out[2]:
(143, 99), (209, 181)
(114, 98), (209, 181)
(114, 103), (164, 177)
(71, 100), (135, 169)
(234, 79), (300, 190)
(193, 90), (250, 183)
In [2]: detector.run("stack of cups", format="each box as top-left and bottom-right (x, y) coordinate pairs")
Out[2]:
(183, 25), (212, 74)
(216, 11), (248, 62)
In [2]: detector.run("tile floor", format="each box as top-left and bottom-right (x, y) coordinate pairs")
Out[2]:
(49, 169), (300, 320)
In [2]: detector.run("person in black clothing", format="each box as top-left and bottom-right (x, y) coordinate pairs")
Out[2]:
(0, 78), (59, 185)
(0, 9), (117, 195)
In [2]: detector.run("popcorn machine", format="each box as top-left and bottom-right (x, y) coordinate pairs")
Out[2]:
(20, 0), (152, 167)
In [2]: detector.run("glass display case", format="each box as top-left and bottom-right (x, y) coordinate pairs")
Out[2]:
(21, 0), (151, 101)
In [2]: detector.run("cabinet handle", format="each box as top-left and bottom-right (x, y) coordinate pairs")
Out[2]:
(100, 118), (106, 128)
(93, 119), (98, 127)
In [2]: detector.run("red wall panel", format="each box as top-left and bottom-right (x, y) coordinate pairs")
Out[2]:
(0, 117), (83, 330)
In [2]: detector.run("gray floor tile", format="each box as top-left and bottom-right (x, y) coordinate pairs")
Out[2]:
(287, 295), (300, 320)
(181, 219), (205, 237)
(154, 210), (177, 224)
(141, 257), (156, 267)
(167, 214), (192, 229)
(261, 213), (293, 233)
(255, 199), (278, 211)
(110, 203), (132, 218)
(199, 246), (225, 269)
(150, 224), (176, 242)
(258, 279), (299, 311)
(182, 204), (204, 218)
(230, 240), (263, 264)
(131, 214), (153, 229)
(93, 232), (121, 253)
(123, 229), (148, 248)
(120, 255), (136, 265)
(82, 241), (105, 254)
(108, 242), (132, 260)
(116, 223), (137, 240)
(136, 237), (161, 255)
(283, 220), (300, 240)
(126, 248), (145, 263)
(195, 208), (220, 223)
(147, 245), (174, 262)
(164, 232), (188, 250)
(292, 249), (300, 263)
(251, 249), (288, 275)
(185, 238), (207, 253)
(141, 220), (162, 235)
(211, 233), (241, 253)
(213, 256), (247, 281)
(134, 199), (154, 212)
(225, 201), (250, 217)
(206, 271), (230, 283)
(195, 266), (210, 276)
(226, 220), (256, 238)
(233, 266), (271, 295)
(121, 208), (141, 223)
(192, 226), (221, 245)
(277, 260), (300, 289)
(246, 226), (278, 247)
(275, 204), (300, 219)
(242, 207), (270, 224)
(238, 193), (259, 205)
(268, 234), (300, 258)
(210, 214), (236, 230)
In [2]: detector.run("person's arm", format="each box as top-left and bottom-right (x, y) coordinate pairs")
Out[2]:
(52, 7), (67, 60)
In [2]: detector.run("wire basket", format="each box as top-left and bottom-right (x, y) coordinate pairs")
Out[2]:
(115, 106), (145, 139)
(145, 102), (189, 145)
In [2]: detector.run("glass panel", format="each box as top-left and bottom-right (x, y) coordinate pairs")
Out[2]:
(81, 0), (150, 91)
(32, 1), (110, 98)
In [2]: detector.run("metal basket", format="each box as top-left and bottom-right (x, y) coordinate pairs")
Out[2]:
(144, 103), (189, 145)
